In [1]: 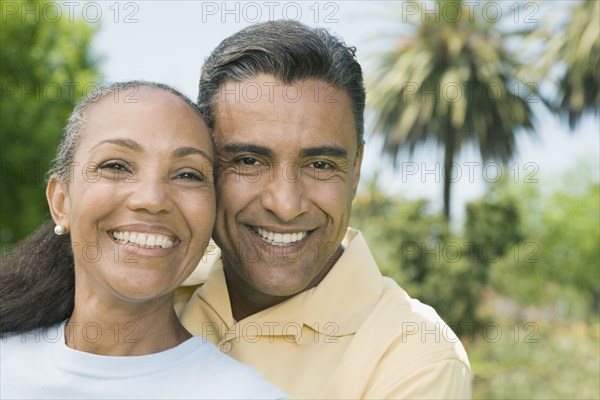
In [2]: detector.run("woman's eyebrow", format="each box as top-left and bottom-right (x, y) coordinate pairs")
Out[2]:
(91, 138), (143, 152)
(90, 139), (213, 163)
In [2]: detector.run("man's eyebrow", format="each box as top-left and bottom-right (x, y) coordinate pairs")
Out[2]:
(221, 143), (274, 158)
(300, 146), (348, 158)
(92, 138), (143, 152)
(172, 146), (214, 163)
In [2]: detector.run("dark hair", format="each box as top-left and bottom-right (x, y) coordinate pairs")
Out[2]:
(0, 221), (74, 334)
(0, 81), (206, 334)
(198, 20), (366, 148)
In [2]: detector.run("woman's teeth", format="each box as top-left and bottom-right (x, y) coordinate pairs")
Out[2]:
(112, 231), (174, 249)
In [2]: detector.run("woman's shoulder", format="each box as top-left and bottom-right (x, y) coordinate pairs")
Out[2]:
(167, 337), (287, 399)
(1, 322), (65, 348)
(0, 321), (65, 382)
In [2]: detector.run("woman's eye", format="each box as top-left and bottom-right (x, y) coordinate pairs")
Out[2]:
(176, 171), (205, 182)
(99, 161), (131, 173)
(95, 161), (134, 181)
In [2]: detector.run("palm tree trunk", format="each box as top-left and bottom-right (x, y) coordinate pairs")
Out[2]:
(443, 129), (456, 220)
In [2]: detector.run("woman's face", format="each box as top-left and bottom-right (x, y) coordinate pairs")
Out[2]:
(47, 87), (215, 303)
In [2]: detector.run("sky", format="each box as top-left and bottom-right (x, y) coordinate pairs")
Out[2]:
(86, 0), (598, 225)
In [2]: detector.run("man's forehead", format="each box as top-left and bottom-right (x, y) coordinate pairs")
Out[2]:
(211, 75), (358, 156)
(215, 75), (350, 107)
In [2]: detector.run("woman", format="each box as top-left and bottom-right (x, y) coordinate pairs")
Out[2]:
(0, 81), (286, 399)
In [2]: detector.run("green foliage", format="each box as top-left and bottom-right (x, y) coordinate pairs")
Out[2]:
(465, 189), (524, 259)
(0, 0), (101, 245)
(489, 166), (600, 319)
(470, 320), (599, 399)
(525, 0), (600, 128)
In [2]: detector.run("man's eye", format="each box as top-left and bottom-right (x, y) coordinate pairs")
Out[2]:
(224, 156), (269, 176)
(240, 157), (259, 166)
(312, 161), (334, 170)
(233, 157), (267, 168)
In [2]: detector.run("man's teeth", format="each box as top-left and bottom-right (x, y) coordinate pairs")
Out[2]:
(112, 231), (174, 249)
(255, 227), (308, 246)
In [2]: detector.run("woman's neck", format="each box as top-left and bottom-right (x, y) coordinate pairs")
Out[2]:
(65, 292), (191, 356)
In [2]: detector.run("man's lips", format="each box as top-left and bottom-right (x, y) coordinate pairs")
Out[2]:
(249, 226), (312, 246)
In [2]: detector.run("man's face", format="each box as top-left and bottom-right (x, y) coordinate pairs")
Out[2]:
(213, 74), (363, 300)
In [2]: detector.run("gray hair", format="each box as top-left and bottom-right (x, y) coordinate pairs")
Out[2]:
(197, 20), (366, 148)
(49, 80), (204, 182)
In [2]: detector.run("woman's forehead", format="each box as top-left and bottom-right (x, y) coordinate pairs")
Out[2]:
(79, 87), (213, 154)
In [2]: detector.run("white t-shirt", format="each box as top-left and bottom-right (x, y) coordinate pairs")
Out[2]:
(0, 322), (286, 399)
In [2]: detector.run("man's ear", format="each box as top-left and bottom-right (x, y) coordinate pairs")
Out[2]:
(352, 144), (364, 200)
(46, 176), (71, 231)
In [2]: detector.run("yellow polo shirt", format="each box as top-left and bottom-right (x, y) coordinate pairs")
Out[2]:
(176, 229), (472, 399)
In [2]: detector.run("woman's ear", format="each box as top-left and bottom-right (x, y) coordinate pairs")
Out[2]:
(46, 176), (71, 231)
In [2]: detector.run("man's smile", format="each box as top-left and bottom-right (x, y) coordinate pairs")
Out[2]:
(249, 226), (310, 246)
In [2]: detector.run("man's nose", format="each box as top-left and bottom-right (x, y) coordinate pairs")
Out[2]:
(260, 165), (308, 222)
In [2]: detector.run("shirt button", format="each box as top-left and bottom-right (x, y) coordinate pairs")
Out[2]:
(220, 341), (232, 353)
(206, 242), (217, 254)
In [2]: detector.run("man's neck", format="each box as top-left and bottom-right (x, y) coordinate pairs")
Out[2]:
(224, 268), (293, 322)
(224, 245), (344, 321)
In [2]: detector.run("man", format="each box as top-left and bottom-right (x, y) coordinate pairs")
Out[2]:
(176, 20), (472, 399)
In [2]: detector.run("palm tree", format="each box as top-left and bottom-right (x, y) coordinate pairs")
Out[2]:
(368, 0), (537, 219)
(528, 0), (599, 128)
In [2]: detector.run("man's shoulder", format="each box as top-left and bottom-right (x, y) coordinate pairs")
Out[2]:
(363, 277), (470, 366)
(174, 284), (203, 316)
(345, 229), (466, 351)
(323, 270), (472, 398)
(378, 277), (447, 326)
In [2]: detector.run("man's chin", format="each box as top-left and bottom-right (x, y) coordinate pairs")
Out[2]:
(255, 280), (310, 298)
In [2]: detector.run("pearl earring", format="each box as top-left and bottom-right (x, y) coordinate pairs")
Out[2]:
(54, 225), (66, 235)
